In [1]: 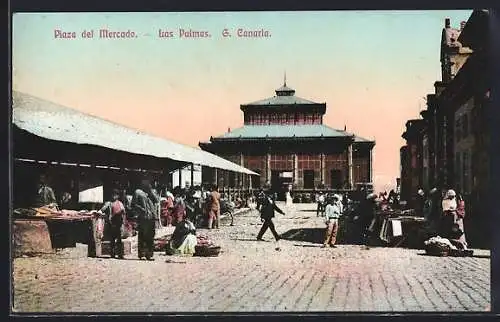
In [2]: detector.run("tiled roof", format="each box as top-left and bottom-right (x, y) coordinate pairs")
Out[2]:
(214, 124), (353, 139)
(354, 135), (373, 143)
(242, 95), (321, 106)
(12, 91), (258, 175)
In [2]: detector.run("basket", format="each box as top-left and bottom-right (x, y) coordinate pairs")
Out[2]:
(424, 243), (450, 257)
(194, 245), (221, 257)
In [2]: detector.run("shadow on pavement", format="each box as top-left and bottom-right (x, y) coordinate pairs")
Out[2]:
(281, 228), (363, 246)
(472, 254), (490, 259)
(417, 252), (489, 258)
(292, 244), (323, 248)
(231, 238), (272, 242)
(280, 228), (325, 244)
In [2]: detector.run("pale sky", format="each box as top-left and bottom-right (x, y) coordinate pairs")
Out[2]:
(12, 10), (472, 192)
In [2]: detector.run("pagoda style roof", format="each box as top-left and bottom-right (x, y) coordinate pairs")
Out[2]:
(212, 124), (373, 143)
(354, 135), (373, 143)
(241, 80), (323, 107)
(242, 95), (320, 106)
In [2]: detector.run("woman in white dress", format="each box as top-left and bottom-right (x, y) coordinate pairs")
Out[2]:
(285, 185), (293, 213)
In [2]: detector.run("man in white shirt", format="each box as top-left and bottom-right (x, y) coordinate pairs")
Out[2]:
(323, 194), (343, 248)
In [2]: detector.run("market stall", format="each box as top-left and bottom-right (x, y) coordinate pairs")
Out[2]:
(370, 209), (427, 249)
(13, 207), (95, 257)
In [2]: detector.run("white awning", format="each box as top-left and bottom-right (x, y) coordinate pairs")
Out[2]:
(12, 91), (258, 176)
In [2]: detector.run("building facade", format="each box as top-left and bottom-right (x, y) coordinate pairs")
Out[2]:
(200, 81), (375, 198)
(400, 10), (490, 247)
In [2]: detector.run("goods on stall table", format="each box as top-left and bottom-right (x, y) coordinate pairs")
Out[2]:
(154, 233), (221, 255)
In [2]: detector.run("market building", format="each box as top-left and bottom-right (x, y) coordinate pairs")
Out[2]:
(400, 10), (490, 247)
(12, 91), (258, 254)
(199, 79), (375, 199)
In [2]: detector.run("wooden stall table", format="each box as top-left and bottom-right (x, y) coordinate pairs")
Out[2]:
(45, 215), (94, 249)
(13, 213), (93, 256)
(375, 209), (426, 248)
(13, 218), (54, 257)
(378, 214), (426, 249)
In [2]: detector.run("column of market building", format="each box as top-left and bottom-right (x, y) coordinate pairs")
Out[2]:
(266, 152), (271, 187)
(320, 153), (326, 187)
(348, 144), (354, 189)
(293, 154), (298, 188)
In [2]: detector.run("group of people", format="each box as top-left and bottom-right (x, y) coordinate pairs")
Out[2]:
(315, 190), (387, 246)
(96, 181), (223, 260)
(417, 187), (468, 249)
(315, 191), (349, 217)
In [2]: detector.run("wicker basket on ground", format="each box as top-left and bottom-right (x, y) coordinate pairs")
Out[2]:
(424, 243), (450, 257)
(194, 245), (221, 257)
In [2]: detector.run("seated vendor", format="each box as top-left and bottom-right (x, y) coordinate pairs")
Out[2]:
(36, 174), (57, 208)
(166, 218), (197, 256)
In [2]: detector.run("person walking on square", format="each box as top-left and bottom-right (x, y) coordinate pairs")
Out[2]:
(131, 180), (158, 261)
(257, 193), (285, 241)
(323, 194), (343, 248)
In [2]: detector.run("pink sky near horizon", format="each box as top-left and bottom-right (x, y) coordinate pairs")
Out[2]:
(12, 11), (473, 192)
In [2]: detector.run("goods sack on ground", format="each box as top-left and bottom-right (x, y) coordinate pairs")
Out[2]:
(424, 236), (457, 256)
(194, 233), (221, 257)
(154, 235), (171, 251)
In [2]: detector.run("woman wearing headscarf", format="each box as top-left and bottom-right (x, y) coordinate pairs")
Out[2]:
(455, 193), (468, 249)
(440, 189), (464, 246)
(166, 217), (197, 256)
(416, 189), (426, 217)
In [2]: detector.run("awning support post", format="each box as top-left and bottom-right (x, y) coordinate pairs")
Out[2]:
(190, 163), (194, 188)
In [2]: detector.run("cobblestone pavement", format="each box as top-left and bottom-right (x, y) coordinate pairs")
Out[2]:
(12, 203), (491, 313)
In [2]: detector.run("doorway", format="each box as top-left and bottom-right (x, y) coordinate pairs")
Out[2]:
(271, 170), (293, 200)
(251, 169), (261, 188)
(330, 169), (343, 189)
(303, 170), (315, 189)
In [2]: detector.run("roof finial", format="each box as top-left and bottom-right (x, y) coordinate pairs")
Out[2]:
(284, 71), (287, 87)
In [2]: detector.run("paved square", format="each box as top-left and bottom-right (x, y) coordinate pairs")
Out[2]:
(12, 203), (490, 312)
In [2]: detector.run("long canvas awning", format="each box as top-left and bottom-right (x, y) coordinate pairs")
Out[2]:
(12, 91), (259, 176)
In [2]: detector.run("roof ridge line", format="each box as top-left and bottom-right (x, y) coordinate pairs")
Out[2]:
(13, 90), (203, 151)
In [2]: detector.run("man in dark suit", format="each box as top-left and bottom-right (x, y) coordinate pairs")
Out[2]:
(256, 193), (285, 241)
